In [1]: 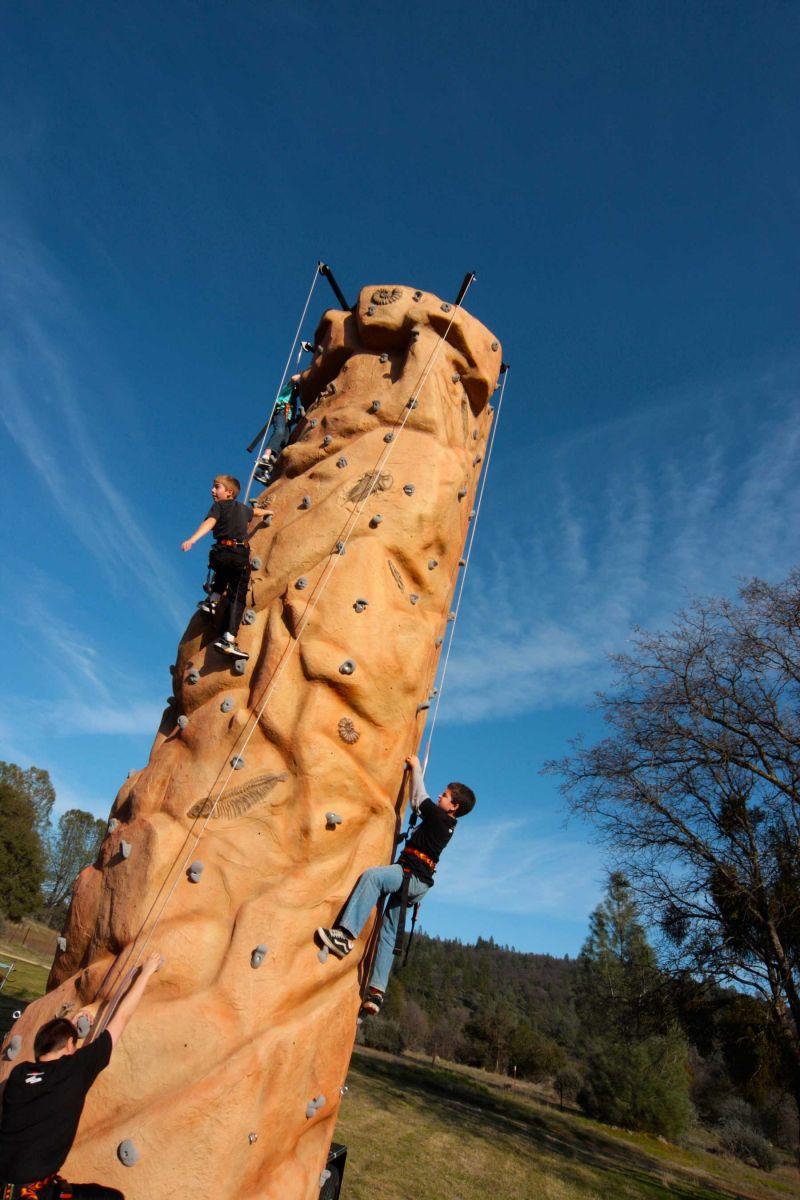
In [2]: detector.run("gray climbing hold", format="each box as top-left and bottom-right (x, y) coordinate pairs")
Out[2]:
(441, 302), (452, 312)
(383, 432), (394, 443)
(459, 557), (466, 566)
(120, 841), (132, 859)
(295, 577), (308, 589)
(187, 670), (200, 685)
(380, 353), (389, 363)
(458, 487), (467, 499)
(366, 305), (375, 316)
(231, 755), (245, 770)
(416, 701), (430, 714)
(108, 817), (119, 831)
(188, 860), (204, 883)
(353, 599), (368, 613)
(403, 484), (415, 496)
(469, 509), (476, 520)
(407, 397), (418, 411)
(75, 1014), (91, 1038)
(334, 541), (346, 555)
(336, 457), (347, 469)
(177, 715), (189, 730)
(315, 1094), (326, 1108)
(321, 435), (332, 447)
(299, 495), (311, 509)
(57, 936), (67, 952)
(369, 514), (383, 528)
(435, 636), (443, 647)
(310, 418), (319, 426)
(369, 400), (381, 413)
(5, 1035), (22, 1061)
(428, 559), (438, 570)
(262, 512), (273, 526)
(325, 812), (342, 826)
(233, 658), (247, 675)
(339, 660), (355, 675)
(491, 340), (499, 351)
(251, 556), (263, 570)
(305, 1102), (317, 1119)
(220, 698), (234, 713)
(430, 688), (439, 697)
(242, 609), (255, 626)
(488, 405), (494, 415)
(248, 1132), (258, 1145)
(452, 373), (461, 383)
(251, 944), (268, 969)
(413, 290), (422, 301)
(317, 946), (329, 964)
(117, 1140), (139, 1167)
(320, 1169), (331, 1187)
(411, 329), (420, 340)
(409, 594), (419, 605)
(127, 770), (135, 778)
(448, 611), (457, 622)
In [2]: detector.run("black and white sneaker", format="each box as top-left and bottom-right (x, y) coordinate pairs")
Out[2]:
(213, 635), (249, 661)
(197, 598), (217, 615)
(360, 989), (384, 1016)
(316, 926), (353, 959)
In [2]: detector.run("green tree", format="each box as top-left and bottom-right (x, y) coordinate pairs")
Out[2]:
(43, 809), (105, 916)
(579, 1031), (692, 1140)
(0, 760), (55, 839)
(0, 779), (44, 921)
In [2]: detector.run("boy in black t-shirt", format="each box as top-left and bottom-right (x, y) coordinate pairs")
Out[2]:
(0, 951), (162, 1200)
(317, 756), (476, 1016)
(181, 474), (254, 661)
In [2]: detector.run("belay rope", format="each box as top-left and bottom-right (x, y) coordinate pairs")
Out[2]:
(94, 270), (489, 1027)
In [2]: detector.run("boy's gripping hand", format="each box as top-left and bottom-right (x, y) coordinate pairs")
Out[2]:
(404, 754), (421, 770)
(181, 539), (194, 552)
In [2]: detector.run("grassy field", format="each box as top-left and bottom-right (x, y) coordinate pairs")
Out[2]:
(336, 1049), (799, 1200)
(0, 934), (51, 1033)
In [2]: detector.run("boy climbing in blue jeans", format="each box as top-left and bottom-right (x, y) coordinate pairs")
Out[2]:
(317, 754), (476, 1016)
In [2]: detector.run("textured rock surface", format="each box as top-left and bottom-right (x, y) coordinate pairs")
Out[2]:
(0, 284), (501, 1199)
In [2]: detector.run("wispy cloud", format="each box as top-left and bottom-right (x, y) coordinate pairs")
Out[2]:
(0, 219), (187, 627)
(441, 367), (800, 722)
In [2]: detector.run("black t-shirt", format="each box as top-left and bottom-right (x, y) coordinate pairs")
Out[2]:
(398, 798), (456, 884)
(206, 499), (253, 543)
(0, 1031), (112, 1183)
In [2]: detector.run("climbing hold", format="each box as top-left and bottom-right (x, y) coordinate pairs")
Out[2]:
(117, 1140), (139, 1168)
(320, 1170), (331, 1187)
(251, 557), (263, 570)
(403, 484), (415, 496)
(353, 599), (368, 613)
(317, 947), (329, 963)
(336, 457), (347, 469)
(188, 861), (204, 883)
(369, 514), (383, 528)
(305, 1102), (317, 1119)
(469, 509), (476, 520)
(368, 400), (381, 413)
(248, 1132), (258, 1145)
(441, 302), (452, 312)
(383, 432), (394, 443)
(295, 577), (308, 590)
(473, 455), (482, 466)
(75, 1014), (91, 1038)
(108, 818), (119, 831)
(187, 670), (200, 685)
(299, 495), (312, 509)
(220, 698), (233, 713)
(310, 417), (319, 426)
(231, 755), (245, 770)
(380, 353), (389, 363)
(242, 609), (255, 626)
(339, 660), (355, 675)
(321, 435), (332, 448)
(57, 936), (67, 952)
(472, 430), (478, 440)
(452, 373), (461, 383)
(407, 397), (418, 410)
(491, 340), (499, 351)
(435, 636), (443, 647)
(340, 1084), (349, 1096)
(5, 1036), (22, 1061)
(458, 557), (466, 566)
(127, 770), (135, 778)
(428, 559), (438, 570)
(489, 405), (494, 415)
(315, 1095), (326, 1108)
(412, 290), (422, 301)
(120, 841), (132, 859)
(177, 715), (189, 730)
(458, 487), (467, 499)
(448, 611), (456, 622)
(338, 716), (360, 743)
(410, 329), (420, 340)
(325, 812), (342, 827)
(334, 541), (346, 555)
(366, 305), (375, 316)
(251, 944), (268, 969)
(409, 594), (419, 605)
(233, 659), (247, 675)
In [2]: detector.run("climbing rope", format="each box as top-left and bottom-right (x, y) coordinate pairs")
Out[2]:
(420, 364), (509, 774)
(95, 276), (481, 1016)
(243, 262), (322, 504)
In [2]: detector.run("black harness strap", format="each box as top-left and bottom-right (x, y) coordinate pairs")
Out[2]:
(392, 868), (412, 957)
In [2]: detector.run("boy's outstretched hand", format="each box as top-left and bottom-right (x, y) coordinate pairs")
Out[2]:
(405, 754), (420, 771)
(181, 539), (194, 552)
(139, 951), (164, 979)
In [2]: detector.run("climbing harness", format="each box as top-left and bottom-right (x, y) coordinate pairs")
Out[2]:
(94, 269), (481, 1023)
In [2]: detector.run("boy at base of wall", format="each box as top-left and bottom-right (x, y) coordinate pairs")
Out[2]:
(317, 755), (476, 1015)
(0, 952), (162, 1200)
(182, 475), (253, 661)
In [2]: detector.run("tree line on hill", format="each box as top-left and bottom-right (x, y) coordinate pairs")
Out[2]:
(0, 761), (104, 930)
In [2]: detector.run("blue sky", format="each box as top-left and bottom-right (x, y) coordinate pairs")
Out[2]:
(2, 1), (799, 956)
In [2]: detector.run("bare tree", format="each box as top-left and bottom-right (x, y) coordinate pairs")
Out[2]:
(548, 570), (800, 1115)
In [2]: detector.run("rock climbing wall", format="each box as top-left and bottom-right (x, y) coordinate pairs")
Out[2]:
(0, 284), (501, 1199)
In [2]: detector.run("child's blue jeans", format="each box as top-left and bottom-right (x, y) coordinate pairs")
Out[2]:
(339, 864), (430, 994)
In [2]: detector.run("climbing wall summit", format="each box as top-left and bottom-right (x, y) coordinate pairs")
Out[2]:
(2, 282), (502, 1200)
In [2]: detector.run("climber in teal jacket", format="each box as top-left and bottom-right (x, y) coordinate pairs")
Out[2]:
(253, 375), (304, 486)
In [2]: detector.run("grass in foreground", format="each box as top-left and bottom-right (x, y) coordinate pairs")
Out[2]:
(335, 1049), (798, 1200)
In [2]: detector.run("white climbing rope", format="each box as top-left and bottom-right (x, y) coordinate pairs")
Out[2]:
(98, 277), (480, 1003)
(243, 262), (322, 504)
(420, 365), (509, 774)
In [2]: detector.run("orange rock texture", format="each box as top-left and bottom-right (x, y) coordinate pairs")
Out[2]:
(1, 284), (502, 1199)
